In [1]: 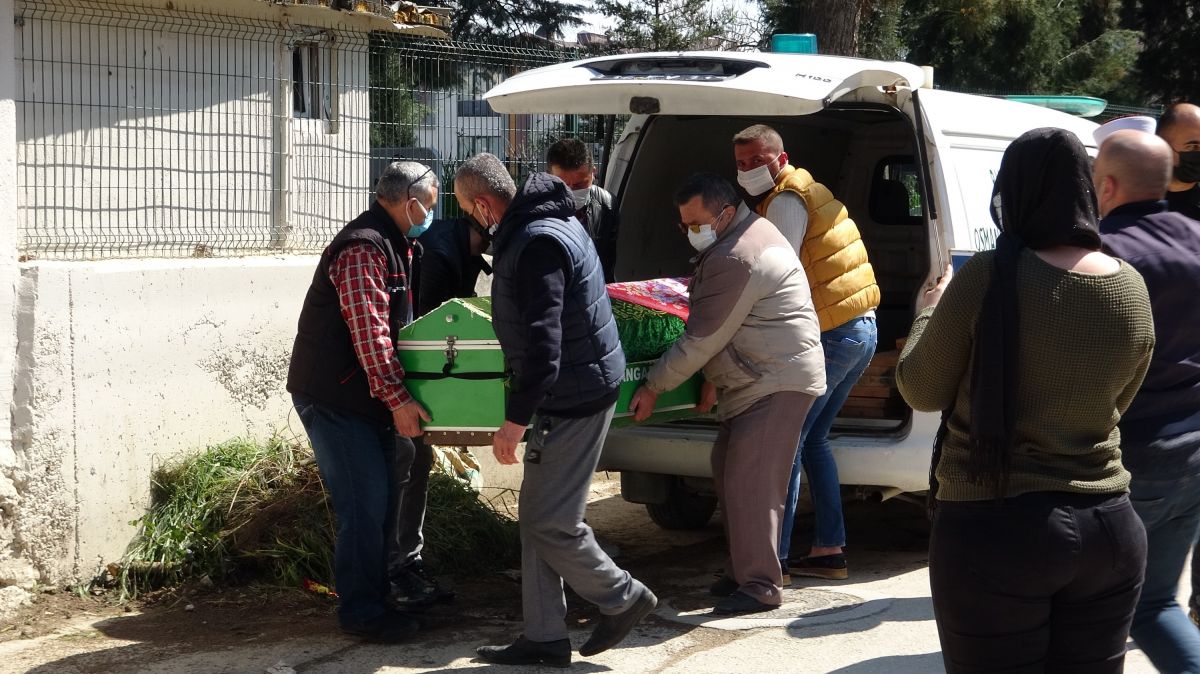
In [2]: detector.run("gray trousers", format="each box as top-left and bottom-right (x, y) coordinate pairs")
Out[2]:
(714, 391), (814, 605)
(519, 404), (643, 641)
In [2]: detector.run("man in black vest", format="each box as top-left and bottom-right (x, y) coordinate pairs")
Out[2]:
(1097, 129), (1200, 671)
(455, 153), (656, 667)
(287, 161), (437, 642)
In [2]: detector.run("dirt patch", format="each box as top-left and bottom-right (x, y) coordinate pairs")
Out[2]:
(0, 492), (936, 673)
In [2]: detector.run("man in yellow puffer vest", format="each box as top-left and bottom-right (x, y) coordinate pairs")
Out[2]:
(732, 124), (880, 583)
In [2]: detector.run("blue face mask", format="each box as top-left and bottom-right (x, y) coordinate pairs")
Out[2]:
(407, 200), (434, 238)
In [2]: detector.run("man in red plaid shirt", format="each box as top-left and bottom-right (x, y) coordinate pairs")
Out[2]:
(287, 161), (440, 642)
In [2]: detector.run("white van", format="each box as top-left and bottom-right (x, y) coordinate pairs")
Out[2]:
(484, 51), (1101, 529)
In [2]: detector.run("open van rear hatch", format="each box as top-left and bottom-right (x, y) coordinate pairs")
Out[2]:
(484, 51), (926, 116)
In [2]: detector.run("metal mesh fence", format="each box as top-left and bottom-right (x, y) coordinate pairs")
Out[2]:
(14, 0), (613, 259)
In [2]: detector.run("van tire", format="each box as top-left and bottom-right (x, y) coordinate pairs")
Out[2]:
(645, 481), (717, 530)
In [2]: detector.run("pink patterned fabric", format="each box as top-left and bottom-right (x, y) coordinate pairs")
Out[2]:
(607, 277), (692, 321)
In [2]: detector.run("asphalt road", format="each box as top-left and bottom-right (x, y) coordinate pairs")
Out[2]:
(0, 479), (1170, 673)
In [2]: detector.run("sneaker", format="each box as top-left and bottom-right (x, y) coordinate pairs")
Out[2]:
(712, 590), (776, 616)
(409, 561), (456, 603)
(477, 635), (571, 668)
(579, 584), (658, 656)
(341, 610), (421, 643)
(780, 560), (792, 587)
(788, 553), (848, 580)
(388, 562), (454, 611)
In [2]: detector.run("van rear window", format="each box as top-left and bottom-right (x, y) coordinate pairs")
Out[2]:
(581, 58), (766, 81)
(870, 157), (923, 226)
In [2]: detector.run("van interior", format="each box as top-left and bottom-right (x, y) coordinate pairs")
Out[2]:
(611, 106), (931, 435)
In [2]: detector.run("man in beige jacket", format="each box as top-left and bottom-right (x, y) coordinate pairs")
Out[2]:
(629, 172), (826, 615)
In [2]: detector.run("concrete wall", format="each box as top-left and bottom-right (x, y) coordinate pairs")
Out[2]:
(13, 257), (312, 581)
(1, 0), (389, 588)
(0, 0), (27, 596)
(8, 255), (506, 585)
(0, 0), (539, 593)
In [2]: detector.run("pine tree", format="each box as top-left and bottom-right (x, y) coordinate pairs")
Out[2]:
(593, 0), (731, 51)
(1124, 0), (1200, 104)
(444, 0), (588, 42)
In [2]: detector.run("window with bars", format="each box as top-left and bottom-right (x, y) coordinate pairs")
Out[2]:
(292, 42), (331, 121)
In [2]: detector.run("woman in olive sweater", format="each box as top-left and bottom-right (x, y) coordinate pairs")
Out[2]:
(897, 128), (1155, 674)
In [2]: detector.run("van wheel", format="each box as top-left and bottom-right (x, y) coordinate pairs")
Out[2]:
(645, 481), (717, 530)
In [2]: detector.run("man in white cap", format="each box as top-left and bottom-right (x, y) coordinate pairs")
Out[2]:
(1093, 115), (1157, 146)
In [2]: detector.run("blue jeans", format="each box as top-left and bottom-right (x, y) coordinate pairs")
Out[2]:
(293, 393), (396, 628)
(1129, 443), (1200, 674)
(779, 316), (877, 561)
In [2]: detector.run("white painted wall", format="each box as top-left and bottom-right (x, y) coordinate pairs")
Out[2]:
(15, 0), (374, 258)
(1, 0), (550, 588)
(289, 38), (373, 250)
(12, 254), (507, 582)
(0, 0), (28, 592)
(4, 0), (381, 585)
(15, 257), (313, 580)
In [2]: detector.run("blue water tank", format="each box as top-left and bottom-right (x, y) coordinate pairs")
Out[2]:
(771, 33), (818, 54)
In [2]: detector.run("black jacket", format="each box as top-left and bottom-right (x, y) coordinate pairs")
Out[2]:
(1100, 200), (1200, 461)
(490, 173), (624, 425)
(577, 185), (619, 283)
(1167, 184), (1200, 222)
(415, 217), (490, 317)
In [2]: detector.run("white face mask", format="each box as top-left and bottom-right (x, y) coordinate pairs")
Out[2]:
(571, 188), (591, 211)
(736, 162), (777, 196)
(687, 224), (718, 252)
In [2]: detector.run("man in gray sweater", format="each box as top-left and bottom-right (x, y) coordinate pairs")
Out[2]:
(629, 173), (825, 615)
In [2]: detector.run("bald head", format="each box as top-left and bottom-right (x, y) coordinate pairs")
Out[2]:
(1158, 103), (1200, 188)
(1157, 103), (1200, 138)
(1093, 130), (1173, 216)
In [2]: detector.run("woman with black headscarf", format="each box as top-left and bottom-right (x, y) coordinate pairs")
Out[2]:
(897, 128), (1155, 673)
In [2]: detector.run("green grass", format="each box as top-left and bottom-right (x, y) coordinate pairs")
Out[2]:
(115, 436), (519, 599)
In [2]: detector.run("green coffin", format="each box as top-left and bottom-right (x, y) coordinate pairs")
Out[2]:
(395, 297), (702, 445)
(611, 360), (703, 428)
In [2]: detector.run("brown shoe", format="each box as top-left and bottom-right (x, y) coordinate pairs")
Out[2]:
(787, 553), (848, 580)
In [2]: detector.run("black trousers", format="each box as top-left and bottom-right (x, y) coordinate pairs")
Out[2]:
(385, 433), (434, 577)
(930, 491), (1147, 674)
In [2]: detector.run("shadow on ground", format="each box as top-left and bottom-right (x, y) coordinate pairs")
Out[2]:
(826, 652), (946, 673)
(18, 491), (935, 673)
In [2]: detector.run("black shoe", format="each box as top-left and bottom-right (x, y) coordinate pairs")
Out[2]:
(709, 575), (738, 597)
(341, 610), (421, 643)
(476, 635), (571, 668)
(579, 585), (658, 657)
(388, 562), (454, 611)
(712, 590), (776, 616)
(787, 553), (848, 580)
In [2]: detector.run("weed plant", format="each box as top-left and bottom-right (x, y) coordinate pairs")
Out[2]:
(115, 436), (518, 599)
